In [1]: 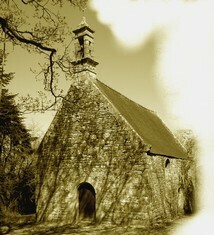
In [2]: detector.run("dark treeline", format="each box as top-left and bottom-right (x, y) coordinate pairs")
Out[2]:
(0, 51), (36, 222)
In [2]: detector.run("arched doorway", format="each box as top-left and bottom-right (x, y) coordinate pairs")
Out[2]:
(78, 182), (96, 221)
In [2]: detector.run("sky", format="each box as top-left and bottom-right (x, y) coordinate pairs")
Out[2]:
(6, 1), (175, 135)
(4, 0), (214, 234)
(89, 0), (214, 234)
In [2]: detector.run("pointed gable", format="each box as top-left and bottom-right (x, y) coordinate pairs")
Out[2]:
(95, 79), (187, 159)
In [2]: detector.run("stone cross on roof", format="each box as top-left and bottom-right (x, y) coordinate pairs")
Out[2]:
(79, 16), (89, 27)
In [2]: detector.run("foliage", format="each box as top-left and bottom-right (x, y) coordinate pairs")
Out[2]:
(0, 0), (88, 111)
(175, 129), (198, 158)
(0, 50), (13, 89)
(0, 70), (36, 218)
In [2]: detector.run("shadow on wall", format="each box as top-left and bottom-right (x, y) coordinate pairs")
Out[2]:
(35, 84), (196, 225)
(36, 152), (195, 226)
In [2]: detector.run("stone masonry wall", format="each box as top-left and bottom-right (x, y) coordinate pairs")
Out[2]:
(36, 72), (195, 227)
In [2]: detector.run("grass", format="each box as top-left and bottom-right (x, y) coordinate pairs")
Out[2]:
(0, 214), (181, 235)
(0, 211), (36, 234)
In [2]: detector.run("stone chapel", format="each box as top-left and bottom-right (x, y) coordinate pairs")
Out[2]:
(36, 18), (195, 227)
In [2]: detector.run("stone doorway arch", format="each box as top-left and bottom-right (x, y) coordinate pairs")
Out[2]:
(78, 182), (96, 221)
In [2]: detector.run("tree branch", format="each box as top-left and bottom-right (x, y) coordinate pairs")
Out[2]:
(0, 17), (56, 53)
(0, 16), (64, 108)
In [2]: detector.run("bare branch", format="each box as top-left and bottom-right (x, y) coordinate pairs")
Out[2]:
(0, 16), (62, 102)
(0, 0), (88, 112)
(0, 17), (56, 53)
(16, 30), (37, 38)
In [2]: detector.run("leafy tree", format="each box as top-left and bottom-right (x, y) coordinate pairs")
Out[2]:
(0, 68), (35, 217)
(0, 49), (13, 101)
(175, 129), (198, 158)
(0, 0), (88, 111)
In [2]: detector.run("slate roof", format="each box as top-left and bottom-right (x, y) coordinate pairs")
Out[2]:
(95, 79), (187, 159)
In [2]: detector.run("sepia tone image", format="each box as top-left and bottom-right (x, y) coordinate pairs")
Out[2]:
(0, 0), (213, 234)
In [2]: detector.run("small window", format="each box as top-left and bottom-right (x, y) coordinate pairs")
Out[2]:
(165, 159), (170, 168)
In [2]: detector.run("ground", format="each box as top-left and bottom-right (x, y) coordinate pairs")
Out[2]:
(0, 215), (189, 235)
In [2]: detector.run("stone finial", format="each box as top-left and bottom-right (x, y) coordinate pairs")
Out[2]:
(79, 16), (89, 27)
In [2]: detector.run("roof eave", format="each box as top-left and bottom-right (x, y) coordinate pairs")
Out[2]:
(146, 150), (188, 160)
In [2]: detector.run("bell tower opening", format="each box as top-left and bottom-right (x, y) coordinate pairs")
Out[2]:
(77, 36), (84, 59)
(78, 182), (96, 221)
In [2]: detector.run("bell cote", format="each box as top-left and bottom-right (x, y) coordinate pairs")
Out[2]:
(71, 17), (98, 75)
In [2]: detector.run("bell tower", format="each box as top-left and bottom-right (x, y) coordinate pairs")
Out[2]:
(71, 17), (98, 77)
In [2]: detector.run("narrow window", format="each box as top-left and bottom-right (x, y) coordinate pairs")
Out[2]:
(165, 159), (170, 168)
